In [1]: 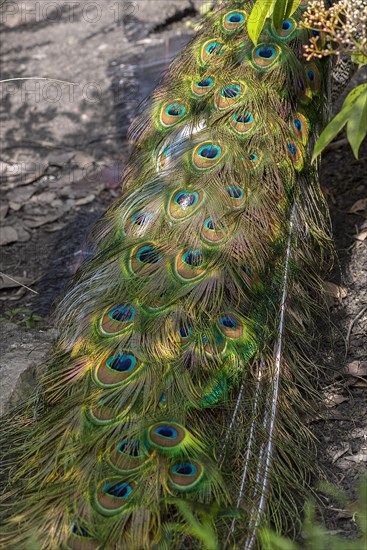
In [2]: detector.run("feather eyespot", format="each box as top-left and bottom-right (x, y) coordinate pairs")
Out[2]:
(295, 74), (312, 103)
(93, 352), (142, 388)
(271, 18), (297, 39)
(169, 461), (204, 491)
(167, 189), (204, 221)
(159, 100), (188, 129)
(225, 185), (247, 208)
(287, 141), (304, 171)
(305, 63), (321, 93)
(218, 314), (243, 339)
(88, 394), (123, 425)
(192, 141), (224, 170)
(192, 77), (215, 97)
(99, 305), (135, 336)
(244, 150), (262, 169)
(222, 10), (246, 33)
(147, 422), (188, 453)
(180, 324), (193, 344)
(174, 249), (205, 281)
(130, 243), (164, 276)
(109, 440), (149, 473)
(215, 82), (246, 110)
(125, 210), (154, 235)
(158, 145), (173, 170)
(200, 39), (225, 66)
(230, 110), (255, 135)
(95, 479), (135, 515)
(291, 113), (309, 144)
(203, 333), (226, 356)
(201, 217), (229, 244)
(67, 523), (100, 550)
(252, 44), (281, 69)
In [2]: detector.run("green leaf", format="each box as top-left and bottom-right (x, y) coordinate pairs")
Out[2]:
(284, 0), (301, 19)
(346, 89), (367, 159)
(312, 103), (354, 161)
(273, 0), (288, 31)
(259, 528), (301, 550)
(248, 0), (276, 45)
(351, 51), (367, 66)
(343, 83), (367, 107)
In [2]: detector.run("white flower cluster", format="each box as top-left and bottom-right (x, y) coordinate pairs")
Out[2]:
(302, 0), (367, 60)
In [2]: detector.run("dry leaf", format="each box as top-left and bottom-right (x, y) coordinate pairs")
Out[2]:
(323, 281), (347, 303)
(345, 453), (367, 463)
(344, 361), (367, 378)
(349, 197), (367, 214)
(355, 230), (367, 241)
(323, 391), (349, 408)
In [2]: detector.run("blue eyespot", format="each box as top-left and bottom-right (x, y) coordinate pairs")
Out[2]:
(297, 78), (305, 91)
(206, 42), (222, 55)
(221, 84), (241, 99)
(227, 12), (244, 24)
(117, 440), (147, 457)
(196, 78), (213, 88)
(182, 250), (203, 267)
(220, 315), (238, 329)
(180, 325), (193, 338)
(172, 462), (197, 476)
(248, 152), (258, 162)
(103, 481), (133, 499)
(204, 218), (215, 230)
(233, 112), (253, 124)
(136, 245), (161, 264)
(154, 425), (178, 439)
(71, 523), (92, 538)
(226, 185), (244, 199)
(109, 306), (134, 322)
(282, 20), (291, 31)
(307, 70), (315, 81)
(107, 354), (136, 373)
(198, 144), (221, 159)
(294, 118), (302, 131)
(256, 46), (276, 59)
(166, 103), (186, 117)
(174, 191), (198, 207)
(288, 143), (297, 156)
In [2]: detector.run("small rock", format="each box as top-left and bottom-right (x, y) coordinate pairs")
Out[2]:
(6, 186), (36, 203)
(72, 151), (96, 168)
(30, 191), (57, 203)
(75, 194), (96, 206)
(23, 211), (64, 228)
(0, 203), (9, 220)
(48, 152), (76, 166)
(0, 226), (18, 246)
(9, 202), (22, 211)
(16, 225), (31, 242)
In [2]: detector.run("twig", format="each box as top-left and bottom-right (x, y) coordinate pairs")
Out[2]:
(345, 306), (367, 356)
(0, 272), (38, 295)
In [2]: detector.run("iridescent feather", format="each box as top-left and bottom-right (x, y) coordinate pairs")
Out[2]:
(0, 1), (334, 549)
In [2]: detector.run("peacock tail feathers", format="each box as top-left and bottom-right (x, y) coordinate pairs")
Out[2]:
(0, 1), (334, 549)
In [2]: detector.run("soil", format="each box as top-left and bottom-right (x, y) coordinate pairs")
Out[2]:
(0, 0), (366, 545)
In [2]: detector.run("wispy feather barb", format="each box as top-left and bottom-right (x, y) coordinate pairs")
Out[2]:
(0, 2), (333, 549)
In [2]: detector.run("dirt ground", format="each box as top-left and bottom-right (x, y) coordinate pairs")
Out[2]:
(0, 0), (366, 544)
